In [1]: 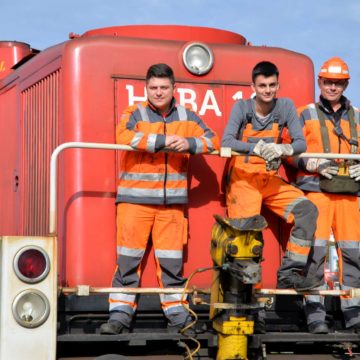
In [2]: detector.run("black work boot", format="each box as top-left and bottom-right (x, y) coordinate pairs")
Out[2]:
(100, 320), (129, 335)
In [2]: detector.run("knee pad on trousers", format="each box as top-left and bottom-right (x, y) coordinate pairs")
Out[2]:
(291, 199), (318, 240)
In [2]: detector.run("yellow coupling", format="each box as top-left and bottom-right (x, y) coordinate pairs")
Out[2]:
(213, 316), (253, 360)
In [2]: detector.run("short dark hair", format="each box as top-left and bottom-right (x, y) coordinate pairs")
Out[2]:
(146, 63), (175, 85)
(252, 61), (279, 82)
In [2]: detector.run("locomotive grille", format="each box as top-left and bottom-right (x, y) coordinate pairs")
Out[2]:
(21, 70), (61, 235)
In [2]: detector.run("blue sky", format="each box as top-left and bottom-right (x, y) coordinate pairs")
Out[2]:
(2, 0), (360, 101)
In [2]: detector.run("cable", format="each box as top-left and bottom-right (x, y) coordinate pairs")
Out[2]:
(178, 265), (222, 359)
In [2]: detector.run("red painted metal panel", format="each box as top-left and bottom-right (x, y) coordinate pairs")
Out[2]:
(0, 41), (31, 80)
(0, 86), (18, 234)
(21, 70), (61, 235)
(81, 25), (247, 45)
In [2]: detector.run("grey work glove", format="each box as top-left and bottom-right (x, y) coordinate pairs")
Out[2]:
(305, 158), (339, 179)
(349, 163), (360, 181)
(261, 143), (294, 161)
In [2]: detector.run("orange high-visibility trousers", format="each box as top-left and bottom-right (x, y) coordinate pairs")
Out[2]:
(227, 168), (318, 282)
(304, 192), (360, 328)
(108, 203), (189, 326)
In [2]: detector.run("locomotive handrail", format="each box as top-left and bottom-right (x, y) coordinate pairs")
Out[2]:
(49, 142), (360, 234)
(49, 142), (220, 233)
(58, 285), (360, 298)
(59, 285), (210, 295)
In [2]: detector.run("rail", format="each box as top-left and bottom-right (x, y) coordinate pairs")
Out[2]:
(49, 142), (360, 234)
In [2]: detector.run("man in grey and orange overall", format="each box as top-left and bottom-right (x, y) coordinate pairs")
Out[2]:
(222, 61), (320, 298)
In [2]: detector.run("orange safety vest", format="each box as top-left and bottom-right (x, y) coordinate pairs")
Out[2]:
(295, 103), (360, 192)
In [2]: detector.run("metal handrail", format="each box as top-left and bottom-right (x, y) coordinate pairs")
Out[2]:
(58, 285), (360, 298)
(49, 142), (360, 234)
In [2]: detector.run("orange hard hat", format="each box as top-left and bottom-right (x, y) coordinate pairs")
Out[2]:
(318, 57), (350, 79)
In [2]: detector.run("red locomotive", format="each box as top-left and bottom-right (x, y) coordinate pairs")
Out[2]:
(0, 25), (355, 360)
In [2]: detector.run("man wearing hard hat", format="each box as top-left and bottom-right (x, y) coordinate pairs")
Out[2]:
(291, 57), (360, 334)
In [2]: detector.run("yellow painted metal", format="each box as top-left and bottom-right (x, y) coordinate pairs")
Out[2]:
(214, 317), (253, 360)
(210, 219), (262, 319)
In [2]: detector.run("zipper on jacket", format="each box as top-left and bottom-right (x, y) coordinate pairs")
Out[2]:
(163, 115), (168, 204)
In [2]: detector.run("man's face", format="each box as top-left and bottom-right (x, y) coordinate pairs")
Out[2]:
(318, 77), (348, 104)
(146, 77), (175, 114)
(251, 74), (279, 103)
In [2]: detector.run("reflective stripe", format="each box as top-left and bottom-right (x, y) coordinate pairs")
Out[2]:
(109, 303), (135, 314)
(163, 304), (188, 315)
(285, 250), (307, 263)
(284, 196), (308, 219)
(296, 175), (320, 192)
(109, 295), (136, 314)
(203, 136), (214, 152)
(167, 188), (187, 197)
(313, 238), (329, 247)
(159, 293), (184, 303)
(119, 172), (187, 181)
(288, 235), (312, 248)
(118, 187), (187, 198)
(118, 187), (163, 198)
(307, 104), (317, 120)
(137, 103), (150, 122)
(354, 107), (360, 124)
(147, 133), (157, 152)
(131, 132), (144, 148)
(176, 105), (187, 121)
(117, 246), (145, 257)
(109, 293), (136, 303)
(155, 249), (183, 259)
(194, 138), (204, 153)
(337, 240), (360, 249)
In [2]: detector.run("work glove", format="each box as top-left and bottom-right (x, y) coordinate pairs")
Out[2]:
(349, 163), (360, 181)
(266, 158), (282, 171)
(305, 158), (339, 179)
(260, 143), (294, 161)
(252, 139), (266, 158)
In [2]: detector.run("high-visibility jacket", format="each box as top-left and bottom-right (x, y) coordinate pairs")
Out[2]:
(116, 99), (219, 205)
(294, 97), (360, 193)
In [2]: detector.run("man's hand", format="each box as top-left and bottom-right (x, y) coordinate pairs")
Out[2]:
(349, 163), (360, 181)
(165, 135), (190, 152)
(261, 144), (294, 161)
(306, 158), (339, 179)
(253, 139), (266, 157)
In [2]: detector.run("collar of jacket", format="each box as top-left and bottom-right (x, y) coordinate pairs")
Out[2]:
(147, 97), (177, 116)
(319, 95), (350, 115)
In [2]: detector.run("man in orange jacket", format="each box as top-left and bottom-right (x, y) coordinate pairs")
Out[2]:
(100, 63), (219, 335)
(292, 57), (360, 334)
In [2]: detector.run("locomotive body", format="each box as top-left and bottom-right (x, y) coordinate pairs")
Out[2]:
(2, 25), (352, 359)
